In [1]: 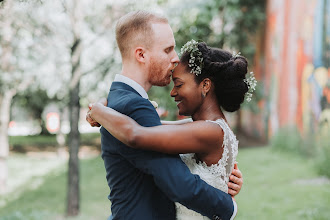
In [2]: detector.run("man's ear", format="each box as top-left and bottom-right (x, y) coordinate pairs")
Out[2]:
(135, 47), (146, 63)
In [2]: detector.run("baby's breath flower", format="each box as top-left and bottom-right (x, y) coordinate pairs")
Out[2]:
(232, 51), (242, 58)
(179, 40), (204, 76)
(243, 71), (257, 102)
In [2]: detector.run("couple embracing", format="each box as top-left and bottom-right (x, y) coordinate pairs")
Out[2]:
(87, 10), (255, 220)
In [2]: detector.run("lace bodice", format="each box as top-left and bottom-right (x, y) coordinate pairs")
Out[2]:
(176, 119), (238, 220)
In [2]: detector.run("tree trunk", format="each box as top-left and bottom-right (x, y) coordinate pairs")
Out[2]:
(236, 110), (243, 133)
(56, 108), (66, 158)
(0, 90), (15, 194)
(0, 0), (14, 194)
(40, 118), (51, 135)
(66, 33), (82, 216)
(66, 81), (80, 216)
(66, 0), (84, 215)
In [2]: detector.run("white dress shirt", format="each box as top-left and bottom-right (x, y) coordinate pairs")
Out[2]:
(113, 74), (149, 99)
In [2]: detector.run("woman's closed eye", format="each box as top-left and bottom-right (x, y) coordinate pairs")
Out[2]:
(175, 84), (183, 88)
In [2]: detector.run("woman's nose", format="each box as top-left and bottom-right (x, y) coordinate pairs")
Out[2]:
(170, 87), (176, 97)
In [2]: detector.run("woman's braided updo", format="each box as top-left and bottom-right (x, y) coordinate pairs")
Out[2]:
(180, 42), (249, 112)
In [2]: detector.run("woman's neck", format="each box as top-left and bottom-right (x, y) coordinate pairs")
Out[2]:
(192, 99), (225, 122)
(192, 99), (227, 166)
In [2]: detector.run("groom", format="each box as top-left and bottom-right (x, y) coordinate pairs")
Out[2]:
(90, 11), (242, 220)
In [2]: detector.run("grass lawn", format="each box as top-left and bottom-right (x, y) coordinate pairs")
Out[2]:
(236, 147), (330, 220)
(0, 155), (109, 220)
(0, 146), (329, 220)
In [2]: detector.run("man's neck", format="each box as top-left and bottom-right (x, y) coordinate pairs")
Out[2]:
(121, 66), (152, 92)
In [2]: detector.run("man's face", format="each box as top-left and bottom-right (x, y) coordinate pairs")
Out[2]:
(147, 23), (179, 86)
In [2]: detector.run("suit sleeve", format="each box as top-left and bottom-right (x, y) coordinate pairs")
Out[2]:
(113, 98), (235, 220)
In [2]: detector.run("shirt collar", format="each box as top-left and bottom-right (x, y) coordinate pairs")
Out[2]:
(113, 74), (149, 99)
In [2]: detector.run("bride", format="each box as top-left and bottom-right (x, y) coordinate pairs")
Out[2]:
(87, 40), (255, 219)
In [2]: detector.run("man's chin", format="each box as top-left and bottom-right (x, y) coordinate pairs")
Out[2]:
(154, 80), (170, 87)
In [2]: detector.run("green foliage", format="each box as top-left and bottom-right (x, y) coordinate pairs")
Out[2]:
(12, 88), (60, 135)
(270, 126), (318, 158)
(148, 82), (178, 120)
(13, 89), (50, 119)
(271, 125), (330, 178)
(315, 135), (330, 178)
(229, 0), (266, 59)
(169, 0), (266, 61)
(270, 126), (303, 154)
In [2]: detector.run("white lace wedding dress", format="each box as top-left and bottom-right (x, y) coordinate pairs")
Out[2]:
(176, 119), (239, 220)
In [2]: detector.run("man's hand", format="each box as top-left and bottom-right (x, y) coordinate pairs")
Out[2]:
(86, 98), (107, 127)
(228, 163), (243, 198)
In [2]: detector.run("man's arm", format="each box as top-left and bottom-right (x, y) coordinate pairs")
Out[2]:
(110, 97), (236, 220)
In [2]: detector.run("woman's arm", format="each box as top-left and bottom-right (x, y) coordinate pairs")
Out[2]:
(85, 99), (193, 126)
(89, 103), (223, 154)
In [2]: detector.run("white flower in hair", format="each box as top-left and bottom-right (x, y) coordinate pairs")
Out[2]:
(232, 51), (257, 102)
(244, 71), (257, 102)
(232, 51), (242, 59)
(179, 39), (204, 76)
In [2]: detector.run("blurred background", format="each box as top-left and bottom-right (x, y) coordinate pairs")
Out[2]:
(0, 0), (329, 219)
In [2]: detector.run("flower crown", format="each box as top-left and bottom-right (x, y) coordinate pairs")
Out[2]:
(179, 39), (204, 76)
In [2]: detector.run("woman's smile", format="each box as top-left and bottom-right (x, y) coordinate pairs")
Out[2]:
(175, 100), (182, 107)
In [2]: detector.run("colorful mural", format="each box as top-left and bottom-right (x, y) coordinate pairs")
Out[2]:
(250, 0), (330, 139)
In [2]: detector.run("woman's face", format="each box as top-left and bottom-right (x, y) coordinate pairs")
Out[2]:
(170, 63), (203, 116)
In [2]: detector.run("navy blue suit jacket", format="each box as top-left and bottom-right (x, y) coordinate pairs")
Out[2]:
(100, 82), (234, 220)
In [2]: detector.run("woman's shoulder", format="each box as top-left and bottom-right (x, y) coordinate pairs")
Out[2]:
(206, 119), (234, 135)
(182, 120), (225, 149)
(207, 119), (239, 152)
(190, 119), (227, 135)
(188, 120), (225, 134)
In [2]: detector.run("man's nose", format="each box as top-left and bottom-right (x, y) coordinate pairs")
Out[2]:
(171, 52), (179, 65)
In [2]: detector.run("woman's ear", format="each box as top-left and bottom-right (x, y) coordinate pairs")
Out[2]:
(135, 47), (146, 63)
(202, 78), (212, 94)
